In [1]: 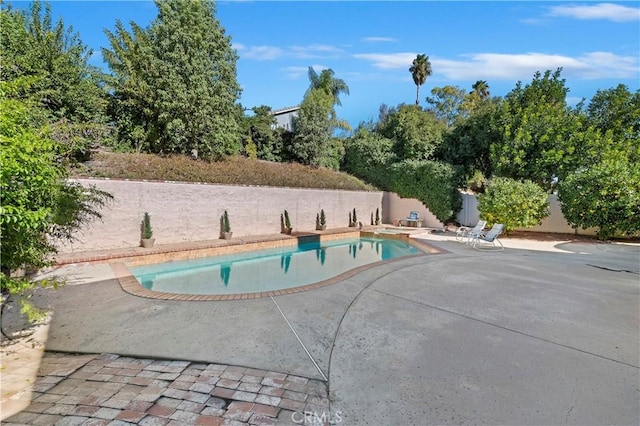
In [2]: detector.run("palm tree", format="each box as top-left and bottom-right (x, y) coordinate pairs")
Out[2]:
(409, 54), (432, 105)
(307, 67), (350, 106)
(471, 80), (490, 99)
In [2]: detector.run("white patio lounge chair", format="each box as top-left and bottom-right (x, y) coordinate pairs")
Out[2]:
(470, 223), (505, 251)
(455, 220), (487, 243)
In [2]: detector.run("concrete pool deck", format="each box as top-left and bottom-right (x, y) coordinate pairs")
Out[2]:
(1, 229), (639, 424)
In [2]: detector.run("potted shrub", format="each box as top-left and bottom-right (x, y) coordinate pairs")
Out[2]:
(375, 207), (381, 225)
(281, 210), (292, 234)
(140, 211), (155, 248)
(220, 210), (232, 240)
(349, 208), (357, 227)
(316, 209), (327, 231)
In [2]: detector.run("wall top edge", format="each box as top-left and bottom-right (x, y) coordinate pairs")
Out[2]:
(70, 176), (382, 194)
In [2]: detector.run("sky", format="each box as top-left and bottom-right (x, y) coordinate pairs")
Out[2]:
(7, 1), (640, 129)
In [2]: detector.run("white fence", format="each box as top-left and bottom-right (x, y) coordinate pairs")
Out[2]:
(455, 193), (597, 235)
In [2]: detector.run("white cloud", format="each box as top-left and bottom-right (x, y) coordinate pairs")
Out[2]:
(236, 43), (343, 60)
(548, 3), (640, 22)
(241, 45), (286, 61)
(290, 44), (344, 59)
(435, 52), (639, 80)
(282, 64), (330, 80)
(309, 64), (328, 72)
(352, 52), (417, 69)
(354, 51), (639, 81)
(361, 36), (396, 43)
(283, 66), (309, 80)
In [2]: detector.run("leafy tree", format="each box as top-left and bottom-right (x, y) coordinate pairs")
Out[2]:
(471, 80), (490, 99)
(378, 104), (445, 161)
(490, 68), (585, 190)
(307, 67), (350, 107)
(291, 89), (333, 167)
(1, 1), (111, 155)
(322, 137), (346, 170)
(425, 85), (469, 127)
(558, 160), (640, 240)
(240, 105), (282, 161)
(291, 68), (350, 167)
(103, 0), (242, 158)
(0, 1), (107, 122)
(477, 177), (549, 234)
(437, 97), (502, 183)
(388, 160), (462, 223)
(1, 90), (111, 321)
(586, 84), (640, 164)
(465, 80), (492, 115)
(409, 54), (432, 105)
(103, 20), (158, 152)
(342, 123), (396, 187)
(304, 66), (351, 132)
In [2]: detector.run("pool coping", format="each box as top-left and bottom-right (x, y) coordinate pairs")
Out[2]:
(111, 230), (446, 301)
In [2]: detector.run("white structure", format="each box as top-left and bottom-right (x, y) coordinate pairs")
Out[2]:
(270, 106), (300, 131)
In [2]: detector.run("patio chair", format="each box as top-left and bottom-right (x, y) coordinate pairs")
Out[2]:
(455, 220), (487, 243)
(469, 223), (505, 251)
(404, 211), (421, 227)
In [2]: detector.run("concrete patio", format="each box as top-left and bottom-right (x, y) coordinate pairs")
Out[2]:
(2, 231), (638, 425)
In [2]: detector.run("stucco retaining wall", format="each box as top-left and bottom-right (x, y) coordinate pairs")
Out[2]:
(59, 179), (384, 253)
(382, 192), (444, 228)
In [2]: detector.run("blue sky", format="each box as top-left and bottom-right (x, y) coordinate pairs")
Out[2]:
(8, 1), (640, 128)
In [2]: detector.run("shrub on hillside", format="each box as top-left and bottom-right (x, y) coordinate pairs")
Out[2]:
(477, 177), (549, 234)
(76, 152), (375, 191)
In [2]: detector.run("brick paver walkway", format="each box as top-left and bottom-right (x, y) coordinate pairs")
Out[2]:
(4, 352), (329, 425)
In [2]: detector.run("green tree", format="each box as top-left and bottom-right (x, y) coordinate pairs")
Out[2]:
(464, 80), (492, 114)
(378, 104), (446, 161)
(471, 80), (490, 99)
(477, 177), (549, 234)
(291, 68), (351, 167)
(586, 84), (640, 164)
(558, 160), (640, 240)
(409, 54), (432, 105)
(291, 89), (334, 167)
(490, 68), (584, 190)
(0, 1), (108, 122)
(0, 90), (111, 321)
(342, 123), (396, 187)
(1, 1), (111, 154)
(437, 97), (502, 184)
(102, 20), (158, 152)
(304, 66), (350, 132)
(103, 0), (242, 158)
(425, 85), (469, 127)
(240, 105), (282, 161)
(307, 67), (350, 107)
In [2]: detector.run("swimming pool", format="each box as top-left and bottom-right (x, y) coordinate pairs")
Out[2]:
(129, 237), (424, 296)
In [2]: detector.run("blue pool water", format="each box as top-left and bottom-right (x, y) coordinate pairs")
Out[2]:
(130, 237), (423, 295)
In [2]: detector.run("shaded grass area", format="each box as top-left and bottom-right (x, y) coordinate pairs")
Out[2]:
(73, 152), (376, 191)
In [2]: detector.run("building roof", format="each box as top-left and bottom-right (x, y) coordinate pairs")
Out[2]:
(271, 106), (300, 115)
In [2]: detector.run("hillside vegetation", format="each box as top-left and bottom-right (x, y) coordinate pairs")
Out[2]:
(73, 152), (376, 191)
